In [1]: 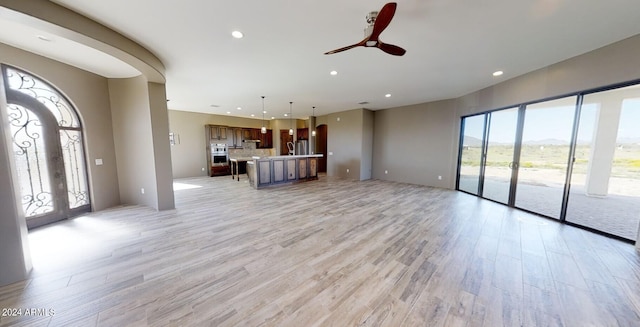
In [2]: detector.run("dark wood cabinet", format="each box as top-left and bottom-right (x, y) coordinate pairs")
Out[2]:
(250, 129), (261, 141)
(210, 126), (273, 149)
(297, 128), (309, 140)
(258, 129), (273, 148)
(242, 129), (252, 140)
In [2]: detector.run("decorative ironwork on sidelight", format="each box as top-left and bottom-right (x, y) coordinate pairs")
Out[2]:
(5, 67), (80, 128)
(7, 103), (55, 217)
(60, 129), (89, 208)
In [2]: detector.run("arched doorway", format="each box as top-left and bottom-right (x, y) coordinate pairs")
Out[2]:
(316, 124), (327, 172)
(2, 65), (90, 229)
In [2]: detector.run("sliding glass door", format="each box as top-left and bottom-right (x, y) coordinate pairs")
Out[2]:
(566, 86), (640, 240)
(481, 108), (519, 204)
(514, 97), (577, 219)
(457, 115), (486, 195)
(456, 85), (639, 241)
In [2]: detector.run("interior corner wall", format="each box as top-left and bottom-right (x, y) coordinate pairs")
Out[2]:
(326, 108), (367, 180)
(109, 76), (159, 209)
(372, 100), (457, 188)
(0, 42), (120, 211)
(361, 109), (374, 180)
(148, 82), (175, 210)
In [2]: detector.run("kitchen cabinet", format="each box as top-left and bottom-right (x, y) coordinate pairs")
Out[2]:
(210, 126), (273, 149)
(230, 127), (243, 148)
(209, 125), (228, 140)
(297, 128), (309, 140)
(252, 129), (263, 142)
(259, 129), (273, 148)
(242, 128), (253, 141)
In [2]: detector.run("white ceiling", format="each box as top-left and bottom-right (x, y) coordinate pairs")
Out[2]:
(3, 0), (640, 120)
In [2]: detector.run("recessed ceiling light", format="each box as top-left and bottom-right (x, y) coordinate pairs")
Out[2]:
(236, 107), (242, 110)
(37, 35), (52, 42)
(263, 111), (267, 114)
(330, 70), (338, 75)
(271, 116), (275, 119)
(226, 111), (231, 114)
(493, 71), (504, 77)
(251, 114), (255, 117)
(385, 94), (391, 98)
(284, 113), (288, 117)
(231, 31), (244, 39)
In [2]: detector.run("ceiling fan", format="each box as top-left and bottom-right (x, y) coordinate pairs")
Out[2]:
(324, 2), (406, 56)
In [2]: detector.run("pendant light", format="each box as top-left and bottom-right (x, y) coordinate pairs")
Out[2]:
(288, 101), (294, 136)
(261, 96), (267, 134)
(311, 106), (316, 137)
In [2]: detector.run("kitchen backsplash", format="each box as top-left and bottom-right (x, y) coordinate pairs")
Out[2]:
(228, 144), (275, 158)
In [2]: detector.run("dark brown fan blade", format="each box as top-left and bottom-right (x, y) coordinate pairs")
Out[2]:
(324, 42), (363, 55)
(369, 2), (397, 41)
(377, 42), (406, 56)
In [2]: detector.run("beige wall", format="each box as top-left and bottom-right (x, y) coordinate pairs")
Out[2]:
(372, 100), (458, 187)
(325, 108), (373, 180)
(109, 77), (175, 210)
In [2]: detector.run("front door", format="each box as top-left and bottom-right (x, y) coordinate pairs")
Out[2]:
(3, 65), (90, 229)
(317, 124), (327, 172)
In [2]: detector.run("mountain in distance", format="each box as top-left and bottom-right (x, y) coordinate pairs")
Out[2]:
(463, 136), (483, 147)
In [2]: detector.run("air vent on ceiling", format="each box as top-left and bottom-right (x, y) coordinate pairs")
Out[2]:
(358, 101), (369, 105)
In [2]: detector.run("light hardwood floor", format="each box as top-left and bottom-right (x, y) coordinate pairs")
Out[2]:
(1, 175), (640, 326)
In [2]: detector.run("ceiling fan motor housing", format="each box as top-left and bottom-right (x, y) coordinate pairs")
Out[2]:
(364, 11), (379, 42)
(366, 11), (379, 24)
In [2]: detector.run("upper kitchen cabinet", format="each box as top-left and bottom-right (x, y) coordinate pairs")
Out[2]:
(231, 127), (243, 148)
(208, 125), (228, 141)
(297, 128), (309, 140)
(242, 128), (253, 141)
(250, 129), (262, 141)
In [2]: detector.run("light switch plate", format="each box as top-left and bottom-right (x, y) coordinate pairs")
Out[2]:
(95, 158), (103, 166)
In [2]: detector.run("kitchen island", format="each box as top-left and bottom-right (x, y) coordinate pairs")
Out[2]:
(246, 154), (322, 189)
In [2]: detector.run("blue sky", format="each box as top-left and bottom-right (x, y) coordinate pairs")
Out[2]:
(463, 97), (639, 144)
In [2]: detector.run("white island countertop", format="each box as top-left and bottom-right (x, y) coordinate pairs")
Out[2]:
(251, 154), (323, 160)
